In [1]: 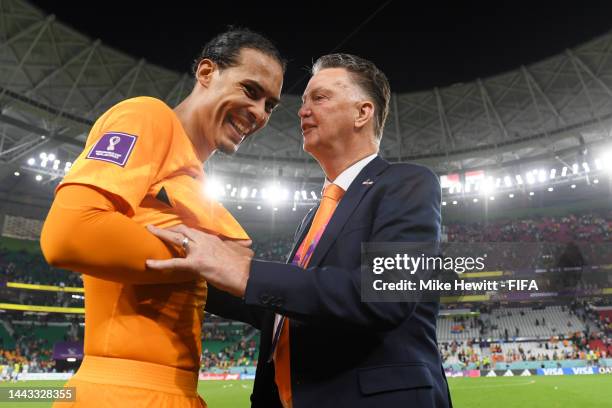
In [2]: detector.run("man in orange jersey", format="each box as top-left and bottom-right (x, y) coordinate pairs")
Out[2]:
(40, 28), (284, 407)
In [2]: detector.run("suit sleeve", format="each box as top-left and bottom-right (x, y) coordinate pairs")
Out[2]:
(244, 166), (441, 330)
(205, 285), (267, 330)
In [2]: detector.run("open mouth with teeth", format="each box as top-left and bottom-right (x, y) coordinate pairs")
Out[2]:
(228, 116), (252, 144)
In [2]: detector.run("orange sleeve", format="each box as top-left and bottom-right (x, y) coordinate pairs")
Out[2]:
(40, 184), (196, 284)
(58, 97), (174, 216)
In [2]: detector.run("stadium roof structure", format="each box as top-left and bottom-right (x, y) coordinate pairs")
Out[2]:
(1, 0), (612, 209)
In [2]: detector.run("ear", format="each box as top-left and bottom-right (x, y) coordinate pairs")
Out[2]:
(196, 59), (217, 88)
(354, 100), (374, 131)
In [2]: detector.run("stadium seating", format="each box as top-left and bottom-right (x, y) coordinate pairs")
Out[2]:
(487, 306), (586, 339)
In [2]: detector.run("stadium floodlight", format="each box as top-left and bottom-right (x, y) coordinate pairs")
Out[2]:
(473, 198), (478, 203)
(515, 175), (524, 185)
(480, 177), (495, 194)
(301, 190), (307, 200)
(529, 191), (534, 196)
(495, 178), (501, 188)
(237, 205), (242, 210)
(64, 162), (72, 171)
(226, 183), (232, 189)
(504, 176), (512, 187)
(508, 193), (514, 198)
(204, 178), (223, 198)
(27, 158), (35, 166)
(537, 169), (547, 183)
(256, 205), (262, 210)
(595, 159), (603, 170)
(264, 184), (285, 203)
(593, 179), (599, 184)
(53, 160), (60, 170)
(39, 152), (47, 159)
(572, 163), (579, 174)
(442, 201), (447, 206)
(489, 196), (495, 201)
(548, 187), (554, 192)
(240, 187), (249, 199)
(561, 166), (568, 177)
(310, 191), (317, 200)
(601, 152), (612, 172)
(571, 184), (576, 189)
(47, 153), (56, 161)
(14, 171), (19, 177)
(35, 175), (42, 182)
(452, 200), (458, 205)
(294, 191), (301, 201)
(550, 168), (557, 179)
(273, 207), (279, 212)
(582, 162), (590, 173)
(526, 172), (535, 185)
(230, 187), (237, 197)
(40, 159), (48, 168)
(251, 188), (258, 198)
(292, 206), (297, 211)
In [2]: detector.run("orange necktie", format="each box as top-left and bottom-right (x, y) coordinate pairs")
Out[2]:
(274, 183), (345, 408)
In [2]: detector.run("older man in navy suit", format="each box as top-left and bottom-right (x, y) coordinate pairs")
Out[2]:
(147, 53), (452, 408)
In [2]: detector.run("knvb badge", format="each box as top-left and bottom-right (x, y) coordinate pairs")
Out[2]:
(86, 132), (137, 167)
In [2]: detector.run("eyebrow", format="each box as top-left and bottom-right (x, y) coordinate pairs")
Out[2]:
(246, 80), (281, 107)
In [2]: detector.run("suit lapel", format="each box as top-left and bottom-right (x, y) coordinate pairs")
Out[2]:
(306, 156), (390, 268)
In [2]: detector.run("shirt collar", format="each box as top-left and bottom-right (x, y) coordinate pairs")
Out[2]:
(322, 153), (378, 192)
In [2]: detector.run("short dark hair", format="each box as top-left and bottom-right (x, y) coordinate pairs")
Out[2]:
(312, 53), (390, 140)
(193, 27), (286, 74)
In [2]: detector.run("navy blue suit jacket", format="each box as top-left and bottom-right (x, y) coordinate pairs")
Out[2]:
(206, 156), (452, 408)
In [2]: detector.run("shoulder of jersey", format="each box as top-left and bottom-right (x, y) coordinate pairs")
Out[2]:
(112, 96), (174, 117)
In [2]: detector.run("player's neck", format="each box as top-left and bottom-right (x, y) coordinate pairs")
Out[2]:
(173, 99), (214, 163)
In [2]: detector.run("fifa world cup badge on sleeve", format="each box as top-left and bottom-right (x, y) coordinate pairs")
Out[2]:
(87, 132), (137, 167)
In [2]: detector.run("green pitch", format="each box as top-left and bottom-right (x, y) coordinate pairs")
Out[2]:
(1, 375), (611, 407)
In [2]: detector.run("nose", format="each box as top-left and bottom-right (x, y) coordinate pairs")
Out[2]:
(298, 103), (311, 119)
(248, 99), (268, 129)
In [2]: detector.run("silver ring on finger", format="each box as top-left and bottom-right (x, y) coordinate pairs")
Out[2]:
(181, 237), (190, 252)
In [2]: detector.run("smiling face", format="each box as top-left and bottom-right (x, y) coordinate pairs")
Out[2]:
(196, 48), (283, 155)
(299, 68), (365, 158)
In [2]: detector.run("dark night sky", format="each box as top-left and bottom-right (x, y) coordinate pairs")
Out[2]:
(29, 0), (612, 94)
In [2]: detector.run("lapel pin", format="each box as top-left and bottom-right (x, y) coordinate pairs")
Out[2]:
(362, 179), (374, 185)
